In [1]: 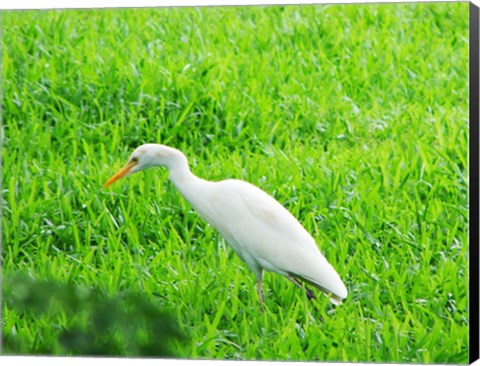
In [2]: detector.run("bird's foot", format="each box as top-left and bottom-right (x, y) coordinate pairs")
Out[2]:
(306, 288), (316, 301)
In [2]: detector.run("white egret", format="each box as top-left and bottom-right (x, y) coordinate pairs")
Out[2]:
(103, 144), (348, 305)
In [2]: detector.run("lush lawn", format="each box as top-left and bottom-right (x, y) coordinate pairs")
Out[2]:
(1, 2), (469, 363)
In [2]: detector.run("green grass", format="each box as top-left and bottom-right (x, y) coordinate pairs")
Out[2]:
(1, 2), (469, 362)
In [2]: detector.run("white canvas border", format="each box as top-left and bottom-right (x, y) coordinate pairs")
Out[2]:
(0, 1), (476, 366)
(0, 0), (469, 11)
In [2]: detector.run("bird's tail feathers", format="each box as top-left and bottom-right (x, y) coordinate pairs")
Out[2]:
(291, 273), (346, 306)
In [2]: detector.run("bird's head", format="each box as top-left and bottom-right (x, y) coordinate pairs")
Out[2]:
(103, 143), (185, 188)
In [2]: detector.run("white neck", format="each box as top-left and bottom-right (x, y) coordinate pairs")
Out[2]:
(165, 152), (193, 184)
(158, 146), (207, 196)
(150, 145), (215, 221)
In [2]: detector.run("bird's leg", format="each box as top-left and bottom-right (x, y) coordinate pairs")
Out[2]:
(257, 278), (264, 304)
(287, 275), (324, 323)
(287, 274), (316, 301)
(257, 279), (265, 305)
(256, 271), (265, 310)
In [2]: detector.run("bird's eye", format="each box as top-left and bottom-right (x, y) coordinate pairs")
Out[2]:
(130, 157), (139, 163)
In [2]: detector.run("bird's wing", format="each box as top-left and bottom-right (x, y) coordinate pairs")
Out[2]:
(209, 180), (348, 301)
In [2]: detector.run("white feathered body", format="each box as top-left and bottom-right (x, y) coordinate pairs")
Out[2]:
(173, 175), (348, 304)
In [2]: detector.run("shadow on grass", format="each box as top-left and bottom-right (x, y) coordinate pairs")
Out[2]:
(2, 273), (185, 357)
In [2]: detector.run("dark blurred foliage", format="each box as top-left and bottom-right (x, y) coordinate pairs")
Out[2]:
(2, 273), (185, 357)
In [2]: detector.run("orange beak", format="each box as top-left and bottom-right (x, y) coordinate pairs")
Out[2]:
(103, 161), (138, 189)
